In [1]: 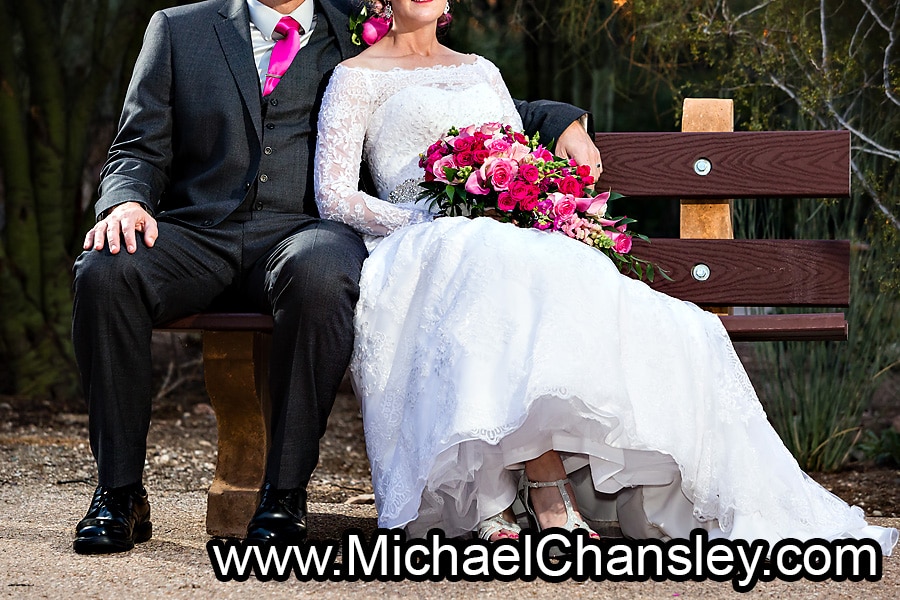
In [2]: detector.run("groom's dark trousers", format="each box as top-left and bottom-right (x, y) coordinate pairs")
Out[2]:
(72, 0), (367, 491)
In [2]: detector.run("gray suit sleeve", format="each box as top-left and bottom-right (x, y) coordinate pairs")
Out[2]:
(514, 99), (592, 150)
(95, 11), (173, 220)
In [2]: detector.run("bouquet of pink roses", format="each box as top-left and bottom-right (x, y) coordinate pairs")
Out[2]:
(417, 122), (665, 281)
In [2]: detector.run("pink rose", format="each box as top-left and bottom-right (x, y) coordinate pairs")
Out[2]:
(486, 138), (511, 156)
(432, 154), (458, 182)
(508, 142), (532, 162)
(484, 158), (516, 190)
(479, 122), (504, 136)
(550, 193), (578, 218)
(473, 149), (489, 164)
(465, 171), (490, 195)
(607, 231), (633, 254)
(497, 191), (517, 211)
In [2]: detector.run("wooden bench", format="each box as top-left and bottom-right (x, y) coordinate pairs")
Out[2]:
(159, 99), (851, 538)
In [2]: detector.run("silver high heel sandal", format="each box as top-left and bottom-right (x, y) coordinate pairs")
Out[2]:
(476, 513), (522, 541)
(520, 476), (600, 539)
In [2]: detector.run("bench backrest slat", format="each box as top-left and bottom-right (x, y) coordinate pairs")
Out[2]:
(631, 239), (850, 307)
(595, 131), (850, 199)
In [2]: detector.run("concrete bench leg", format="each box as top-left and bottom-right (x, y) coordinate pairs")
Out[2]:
(201, 331), (271, 538)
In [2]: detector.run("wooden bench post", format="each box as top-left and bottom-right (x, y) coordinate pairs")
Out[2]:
(201, 331), (271, 538)
(680, 98), (734, 316)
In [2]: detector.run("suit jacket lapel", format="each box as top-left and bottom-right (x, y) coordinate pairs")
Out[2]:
(215, 0), (262, 140)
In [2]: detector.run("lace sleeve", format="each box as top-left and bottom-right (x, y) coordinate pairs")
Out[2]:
(314, 66), (433, 237)
(479, 59), (524, 131)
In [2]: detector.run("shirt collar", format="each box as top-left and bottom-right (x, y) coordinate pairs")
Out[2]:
(246, 0), (315, 40)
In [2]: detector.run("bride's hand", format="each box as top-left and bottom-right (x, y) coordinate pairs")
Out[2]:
(555, 120), (603, 183)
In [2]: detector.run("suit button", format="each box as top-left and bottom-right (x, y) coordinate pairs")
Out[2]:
(264, 147), (273, 155)
(270, 99), (278, 106)
(202, 219), (213, 226)
(266, 123), (275, 130)
(259, 174), (268, 183)
(255, 201), (264, 210)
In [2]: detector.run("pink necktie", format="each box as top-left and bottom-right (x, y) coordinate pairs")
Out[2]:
(263, 16), (303, 96)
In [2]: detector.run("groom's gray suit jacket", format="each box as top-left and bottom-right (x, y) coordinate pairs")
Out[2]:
(97, 0), (363, 225)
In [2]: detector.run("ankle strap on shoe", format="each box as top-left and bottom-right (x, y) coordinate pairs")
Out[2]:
(524, 477), (570, 489)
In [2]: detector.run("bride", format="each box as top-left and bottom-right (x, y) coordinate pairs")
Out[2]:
(314, 0), (898, 553)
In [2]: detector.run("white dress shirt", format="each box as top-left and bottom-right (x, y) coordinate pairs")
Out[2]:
(246, 0), (317, 89)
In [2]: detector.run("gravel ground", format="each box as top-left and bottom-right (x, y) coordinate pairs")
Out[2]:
(1, 391), (898, 599)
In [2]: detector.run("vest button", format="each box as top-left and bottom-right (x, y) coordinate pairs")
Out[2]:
(255, 201), (264, 211)
(202, 219), (213, 226)
(270, 99), (278, 106)
(259, 174), (268, 183)
(264, 147), (273, 155)
(266, 123), (275, 130)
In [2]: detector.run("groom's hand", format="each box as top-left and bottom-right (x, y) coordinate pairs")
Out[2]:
(84, 201), (158, 255)
(555, 120), (603, 183)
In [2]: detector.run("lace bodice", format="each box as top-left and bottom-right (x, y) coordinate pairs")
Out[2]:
(314, 56), (523, 246)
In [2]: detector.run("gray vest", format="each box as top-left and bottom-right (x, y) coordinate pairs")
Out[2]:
(245, 8), (342, 217)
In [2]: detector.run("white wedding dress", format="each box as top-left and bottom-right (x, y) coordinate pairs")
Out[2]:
(314, 56), (897, 554)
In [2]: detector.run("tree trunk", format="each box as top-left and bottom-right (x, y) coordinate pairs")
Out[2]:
(0, 0), (178, 400)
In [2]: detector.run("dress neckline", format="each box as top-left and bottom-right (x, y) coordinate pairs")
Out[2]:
(337, 55), (481, 75)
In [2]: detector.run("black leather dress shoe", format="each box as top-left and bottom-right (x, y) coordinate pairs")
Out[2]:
(73, 483), (152, 554)
(245, 482), (308, 545)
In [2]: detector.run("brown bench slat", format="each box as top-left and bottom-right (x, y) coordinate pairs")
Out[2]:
(721, 313), (848, 342)
(630, 239), (850, 307)
(595, 131), (850, 199)
(160, 311), (847, 342)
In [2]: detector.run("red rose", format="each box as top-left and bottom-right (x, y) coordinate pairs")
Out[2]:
(518, 163), (540, 184)
(576, 164), (592, 178)
(509, 180), (531, 203)
(557, 175), (584, 197)
(454, 136), (475, 152)
(519, 185), (541, 211)
(497, 192), (517, 211)
(456, 150), (475, 166)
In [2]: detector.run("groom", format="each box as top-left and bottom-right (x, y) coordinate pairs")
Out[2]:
(72, 0), (600, 554)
